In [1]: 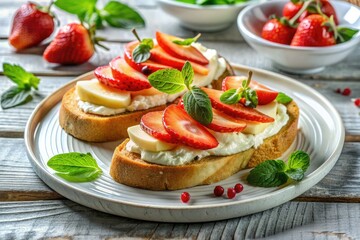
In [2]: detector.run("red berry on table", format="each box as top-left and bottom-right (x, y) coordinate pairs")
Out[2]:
(342, 88), (351, 96)
(234, 183), (244, 193)
(354, 98), (360, 107)
(43, 23), (94, 65)
(291, 14), (336, 47)
(214, 186), (224, 197)
(181, 192), (190, 203)
(261, 19), (296, 45)
(335, 88), (341, 94)
(9, 2), (55, 50)
(227, 188), (236, 199)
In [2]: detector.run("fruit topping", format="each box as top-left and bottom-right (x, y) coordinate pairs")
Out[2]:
(140, 111), (177, 143)
(109, 57), (151, 91)
(202, 88), (274, 123)
(181, 192), (191, 203)
(234, 183), (244, 193)
(214, 186), (224, 197)
(163, 105), (218, 150)
(227, 188), (236, 199)
(222, 76), (278, 105)
(150, 46), (209, 75)
(207, 108), (247, 133)
(76, 79), (131, 109)
(156, 31), (209, 65)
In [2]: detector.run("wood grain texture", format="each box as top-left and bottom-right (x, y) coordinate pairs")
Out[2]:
(0, 200), (359, 239)
(0, 137), (360, 202)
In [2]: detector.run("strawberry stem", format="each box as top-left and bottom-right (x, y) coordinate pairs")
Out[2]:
(289, 0), (313, 26)
(132, 28), (142, 42)
(245, 71), (253, 88)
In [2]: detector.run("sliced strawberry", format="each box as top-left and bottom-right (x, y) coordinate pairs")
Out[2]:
(207, 109), (247, 133)
(163, 105), (218, 150)
(156, 31), (209, 65)
(150, 46), (209, 75)
(124, 41), (171, 75)
(94, 65), (128, 90)
(109, 57), (151, 91)
(140, 111), (177, 143)
(202, 88), (274, 123)
(222, 76), (278, 105)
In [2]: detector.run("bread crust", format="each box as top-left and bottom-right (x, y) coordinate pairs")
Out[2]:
(110, 101), (299, 190)
(59, 63), (233, 142)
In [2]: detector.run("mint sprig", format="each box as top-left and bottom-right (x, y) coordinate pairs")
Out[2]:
(276, 92), (292, 104)
(148, 61), (213, 125)
(1, 63), (40, 109)
(54, 0), (145, 29)
(176, 0), (248, 5)
(131, 29), (154, 63)
(173, 33), (201, 46)
(47, 152), (102, 182)
(247, 150), (310, 187)
(220, 71), (258, 108)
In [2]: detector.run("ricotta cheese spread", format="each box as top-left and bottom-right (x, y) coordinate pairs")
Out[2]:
(126, 104), (290, 166)
(77, 43), (226, 116)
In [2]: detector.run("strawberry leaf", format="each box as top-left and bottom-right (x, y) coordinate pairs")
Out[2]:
(1, 87), (32, 109)
(183, 86), (213, 125)
(337, 27), (359, 43)
(101, 1), (145, 29)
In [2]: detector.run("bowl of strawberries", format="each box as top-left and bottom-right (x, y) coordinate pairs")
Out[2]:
(237, 0), (360, 74)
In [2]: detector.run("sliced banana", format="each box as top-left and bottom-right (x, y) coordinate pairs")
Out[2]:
(76, 79), (131, 109)
(243, 101), (278, 134)
(128, 125), (176, 152)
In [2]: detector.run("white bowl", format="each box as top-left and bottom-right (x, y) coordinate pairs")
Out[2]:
(158, 0), (257, 32)
(237, 0), (360, 74)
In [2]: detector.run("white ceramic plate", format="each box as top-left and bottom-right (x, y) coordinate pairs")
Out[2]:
(25, 65), (344, 222)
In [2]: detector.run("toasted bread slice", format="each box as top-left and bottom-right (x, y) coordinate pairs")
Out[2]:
(59, 63), (234, 142)
(110, 101), (299, 190)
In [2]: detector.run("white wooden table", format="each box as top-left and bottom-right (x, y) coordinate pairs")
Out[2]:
(1, 0), (360, 239)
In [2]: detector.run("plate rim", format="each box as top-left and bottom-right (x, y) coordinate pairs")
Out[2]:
(24, 64), (345, 220)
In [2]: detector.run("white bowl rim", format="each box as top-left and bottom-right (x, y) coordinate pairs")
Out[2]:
(158, 0), (253, 10)
(237, 0), (360, 52)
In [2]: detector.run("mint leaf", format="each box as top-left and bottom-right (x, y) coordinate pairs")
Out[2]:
(47, 152), (102, 182)
(247, 160), (288, 187)
(148, 69), (186, 94)
(182, 61), (194, 89)
(287, 150), (310, 172)
(276, 92), (292, 104)
(101, 1), (145, 29)
(3, 63), (40, 90)
(220, 89), (241, 104)
(1, 87), (32, 109)
(242, 88), (258, 108)
(173, 33), (201, 46)
(285, 168), (304, 181)
(183, 86), (213, 125)
(55, 0), (97, 21)
(132, 43), (152, 63)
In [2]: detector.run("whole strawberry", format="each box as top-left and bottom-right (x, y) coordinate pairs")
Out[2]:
(291, 14), (336, 47)
(43, 23), (94, 65)
(9, 2), (55, 50)
(261, 18), (296, 45)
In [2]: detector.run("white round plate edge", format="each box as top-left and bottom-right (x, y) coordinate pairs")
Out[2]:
(24, 64), (345, 222)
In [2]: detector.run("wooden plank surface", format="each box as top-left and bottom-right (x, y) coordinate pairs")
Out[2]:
(0, 137), (359, 202)
(0, 200), (359, 239)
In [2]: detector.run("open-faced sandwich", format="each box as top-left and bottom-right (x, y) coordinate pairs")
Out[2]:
(59, 31), (233, 142)
(110, 65), (299, 190)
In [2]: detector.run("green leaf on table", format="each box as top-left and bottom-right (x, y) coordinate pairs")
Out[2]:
(47, 152), (102, 182)
(287, 150), (310, 172)
(101, 1), (145, 29)
(276, 92), (292, 104)
(148, 68), (186, 94)
(183, 86), (213, 125)
(220, 89), (241, 104)
(3, 63), (40, 90)
(173, 33), (201, 46)
(1, 86), (32, 109)
(285, 168), (304, 181)
(54, 0), (97, 21)
(182, 61), (194, 89)
(247, 160), (288, 187)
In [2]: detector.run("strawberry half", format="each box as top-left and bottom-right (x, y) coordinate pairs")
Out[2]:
(156, 31), (209, 65)
(140, 111), (177, 143)
(207, 109), (247, 133)
(163, 105), (218, 150)
(44, 23), (94, 65)
(222, 76), (278, 105)
(109, 57), (151, 91)
(202, 88), (274, 123)
(150, 46), (209, 75)
(124, 41), (171, 75)
(10, 2), (54, 50)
